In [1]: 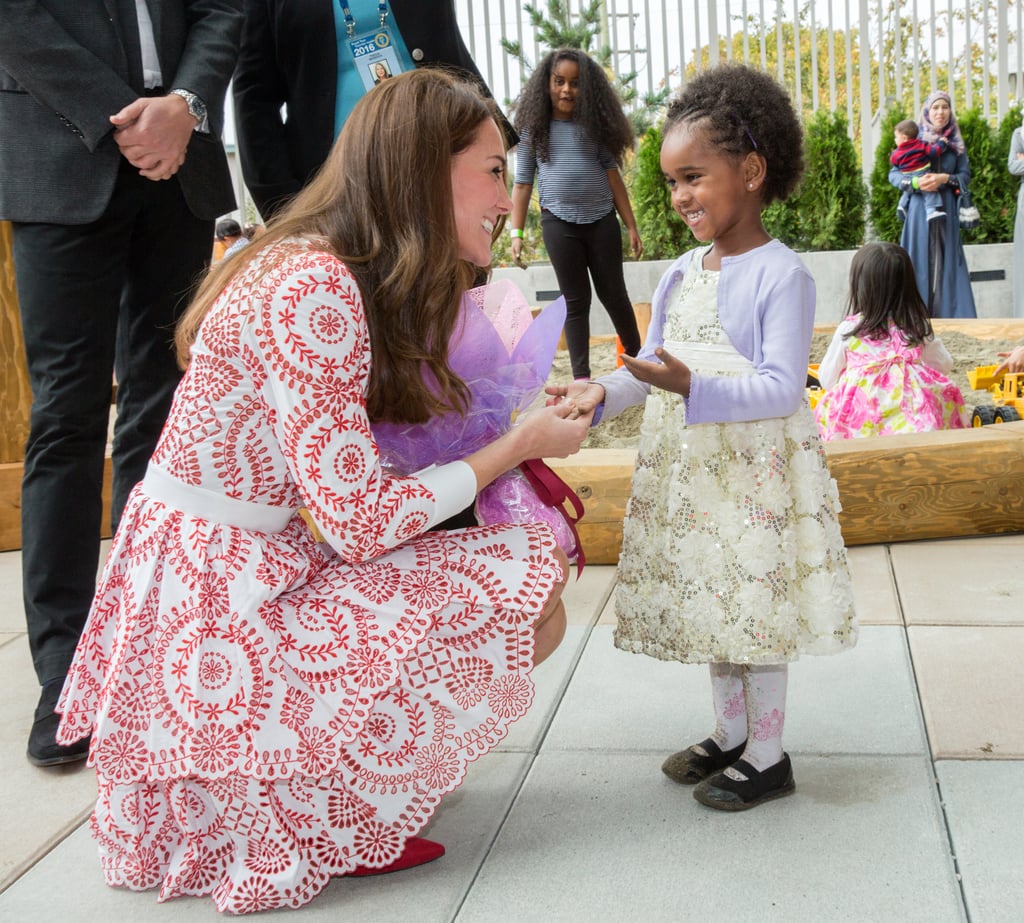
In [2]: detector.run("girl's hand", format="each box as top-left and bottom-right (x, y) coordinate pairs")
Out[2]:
(510, 238), (527, 269)
(545, 381), (602, 424)
(628, 227), (643, 260)
(621, 347), (692, 398)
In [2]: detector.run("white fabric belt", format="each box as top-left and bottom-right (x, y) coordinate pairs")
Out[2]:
(142, 465), (296, 533)
(662, 339), (757, 374)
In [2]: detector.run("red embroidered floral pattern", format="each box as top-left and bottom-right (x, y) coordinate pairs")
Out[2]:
(57, 240), (563, 913)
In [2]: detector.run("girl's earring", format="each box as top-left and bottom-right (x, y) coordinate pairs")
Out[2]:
(748, 183), (754, 190)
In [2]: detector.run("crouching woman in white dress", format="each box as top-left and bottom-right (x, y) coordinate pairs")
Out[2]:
(56, 70), (589, 914)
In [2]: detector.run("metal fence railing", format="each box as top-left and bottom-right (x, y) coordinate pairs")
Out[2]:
(454, 0), (1023, 173)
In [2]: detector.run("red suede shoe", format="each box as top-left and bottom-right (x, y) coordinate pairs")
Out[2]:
(348, 837), (446, 877)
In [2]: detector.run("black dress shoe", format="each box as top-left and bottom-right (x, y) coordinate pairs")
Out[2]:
(661, 737), (747, 785)
(692, 754), (795, 811)
(27, 682), (90, 767)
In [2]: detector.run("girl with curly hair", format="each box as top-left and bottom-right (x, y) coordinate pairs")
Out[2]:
(553, 63), (857, 811)
(510, 48), (642, 380)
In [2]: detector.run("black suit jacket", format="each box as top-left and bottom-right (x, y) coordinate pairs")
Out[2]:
(0, 0), (243, 224)
(233, 0), (515, 219)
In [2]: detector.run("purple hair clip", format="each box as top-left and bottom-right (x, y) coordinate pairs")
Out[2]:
(741, 120), (758, 151)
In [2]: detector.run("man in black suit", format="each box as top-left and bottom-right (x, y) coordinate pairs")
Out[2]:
(233, 0), (516, 220)
(0, 0), (243, 766)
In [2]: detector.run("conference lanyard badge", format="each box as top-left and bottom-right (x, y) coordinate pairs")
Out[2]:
(342, 3), (406, 92)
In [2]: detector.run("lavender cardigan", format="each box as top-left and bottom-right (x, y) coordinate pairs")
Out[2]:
(597, 240), (815, 425)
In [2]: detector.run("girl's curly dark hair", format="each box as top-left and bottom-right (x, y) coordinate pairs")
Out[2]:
(513, 48), (634, 164)
(664, 63), (804, 204)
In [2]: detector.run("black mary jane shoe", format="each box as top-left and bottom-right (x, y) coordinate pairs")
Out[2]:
(692, 754), (795, 811)
(661, 737), (747, 785)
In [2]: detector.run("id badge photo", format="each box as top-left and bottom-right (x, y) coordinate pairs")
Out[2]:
(349, 27), (405, 92)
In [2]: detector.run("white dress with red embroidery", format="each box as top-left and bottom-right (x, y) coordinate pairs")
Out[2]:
(56, 239), (562, 914)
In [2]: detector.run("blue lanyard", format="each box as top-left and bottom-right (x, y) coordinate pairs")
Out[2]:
(340, 1), (389, 38)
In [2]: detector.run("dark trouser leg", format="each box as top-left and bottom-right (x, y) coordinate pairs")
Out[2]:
(14, 165), (211, 686)
(111, 170), (210, 525)
(586, 211), (641, 357)
(542, 212), (594, 379)
(14, 219), (123, 687)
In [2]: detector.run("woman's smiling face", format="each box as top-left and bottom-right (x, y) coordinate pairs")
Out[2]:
(450, 119), (511, 266)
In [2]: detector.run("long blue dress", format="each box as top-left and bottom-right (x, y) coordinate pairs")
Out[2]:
(889, 148), (977, 318)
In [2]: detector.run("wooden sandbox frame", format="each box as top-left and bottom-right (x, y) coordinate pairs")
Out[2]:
(1, 261), (1023, 554)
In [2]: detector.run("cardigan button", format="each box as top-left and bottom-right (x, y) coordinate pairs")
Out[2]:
(411, 47), (424, 61)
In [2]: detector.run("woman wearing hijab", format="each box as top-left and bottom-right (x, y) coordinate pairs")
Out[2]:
(889, 90), (977, 318)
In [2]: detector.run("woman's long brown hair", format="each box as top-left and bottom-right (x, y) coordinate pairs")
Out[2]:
(176, 69), (502, 424)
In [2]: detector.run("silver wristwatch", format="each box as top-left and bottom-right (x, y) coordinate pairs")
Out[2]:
(169, 88), (208, 133)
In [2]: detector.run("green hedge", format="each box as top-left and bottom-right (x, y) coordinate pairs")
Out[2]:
(497, 104), (1022, 269)
(631, 108), (864, 253)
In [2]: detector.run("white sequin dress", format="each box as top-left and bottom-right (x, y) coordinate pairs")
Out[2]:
(614, 251), (857, 665)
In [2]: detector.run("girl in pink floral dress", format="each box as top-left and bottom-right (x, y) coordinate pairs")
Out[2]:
(815, 242), (968, 440)
(55, 71), (589, 914)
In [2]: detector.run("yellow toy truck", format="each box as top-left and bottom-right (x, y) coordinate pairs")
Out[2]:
(806, 364), (823, 410)
(966, 364), (1024, 426)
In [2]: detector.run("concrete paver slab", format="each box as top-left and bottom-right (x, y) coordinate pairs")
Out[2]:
(845, 544), (902, 625)
(0, 636), (97, 892)
(937, 760), (1024, 921)
(891, 537), (1024, 626)
(908, 626), (1024, 759)
(0, 549), (24, 634)
(544, 626), (926, 757)
(457, 752), (964, 922)
(561, 565), (615, 626)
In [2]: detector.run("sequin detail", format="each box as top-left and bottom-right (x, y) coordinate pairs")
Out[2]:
(614, 249), (858, 664)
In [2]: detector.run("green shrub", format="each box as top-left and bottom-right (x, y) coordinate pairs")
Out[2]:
(958, 108), (1000, 243)
(630, 109), (865, 254)
(792, 108), (865, 250)
(631, 124), (690, 260)
(868, 106), (909, 243)
(990, 107), (1023, 243)
(761, 197), (802, 248)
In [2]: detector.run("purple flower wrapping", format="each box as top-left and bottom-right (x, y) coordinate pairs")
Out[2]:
(372, 281), (575, 552)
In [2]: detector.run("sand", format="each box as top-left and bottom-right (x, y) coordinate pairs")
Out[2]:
(546, 330), (1024, 449)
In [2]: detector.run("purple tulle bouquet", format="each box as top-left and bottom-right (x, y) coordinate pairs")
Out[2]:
(372, 280), (581, 559)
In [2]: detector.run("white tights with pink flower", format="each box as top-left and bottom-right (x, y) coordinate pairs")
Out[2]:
(708, 661), (788, 774)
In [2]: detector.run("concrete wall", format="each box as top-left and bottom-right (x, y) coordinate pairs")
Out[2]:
(492, 242), (1015, 331)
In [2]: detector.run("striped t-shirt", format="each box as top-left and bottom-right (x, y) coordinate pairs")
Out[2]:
(513, 119), (616, 224)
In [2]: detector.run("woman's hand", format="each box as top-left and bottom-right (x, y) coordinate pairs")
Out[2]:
(917, 172), (947, 192)
(512, 403), (590, 458)
(462, 402), (588, 493)
(620, 347), (692, 398)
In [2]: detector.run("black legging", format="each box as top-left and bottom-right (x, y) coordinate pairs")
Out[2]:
(541, 209), (641, 379)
